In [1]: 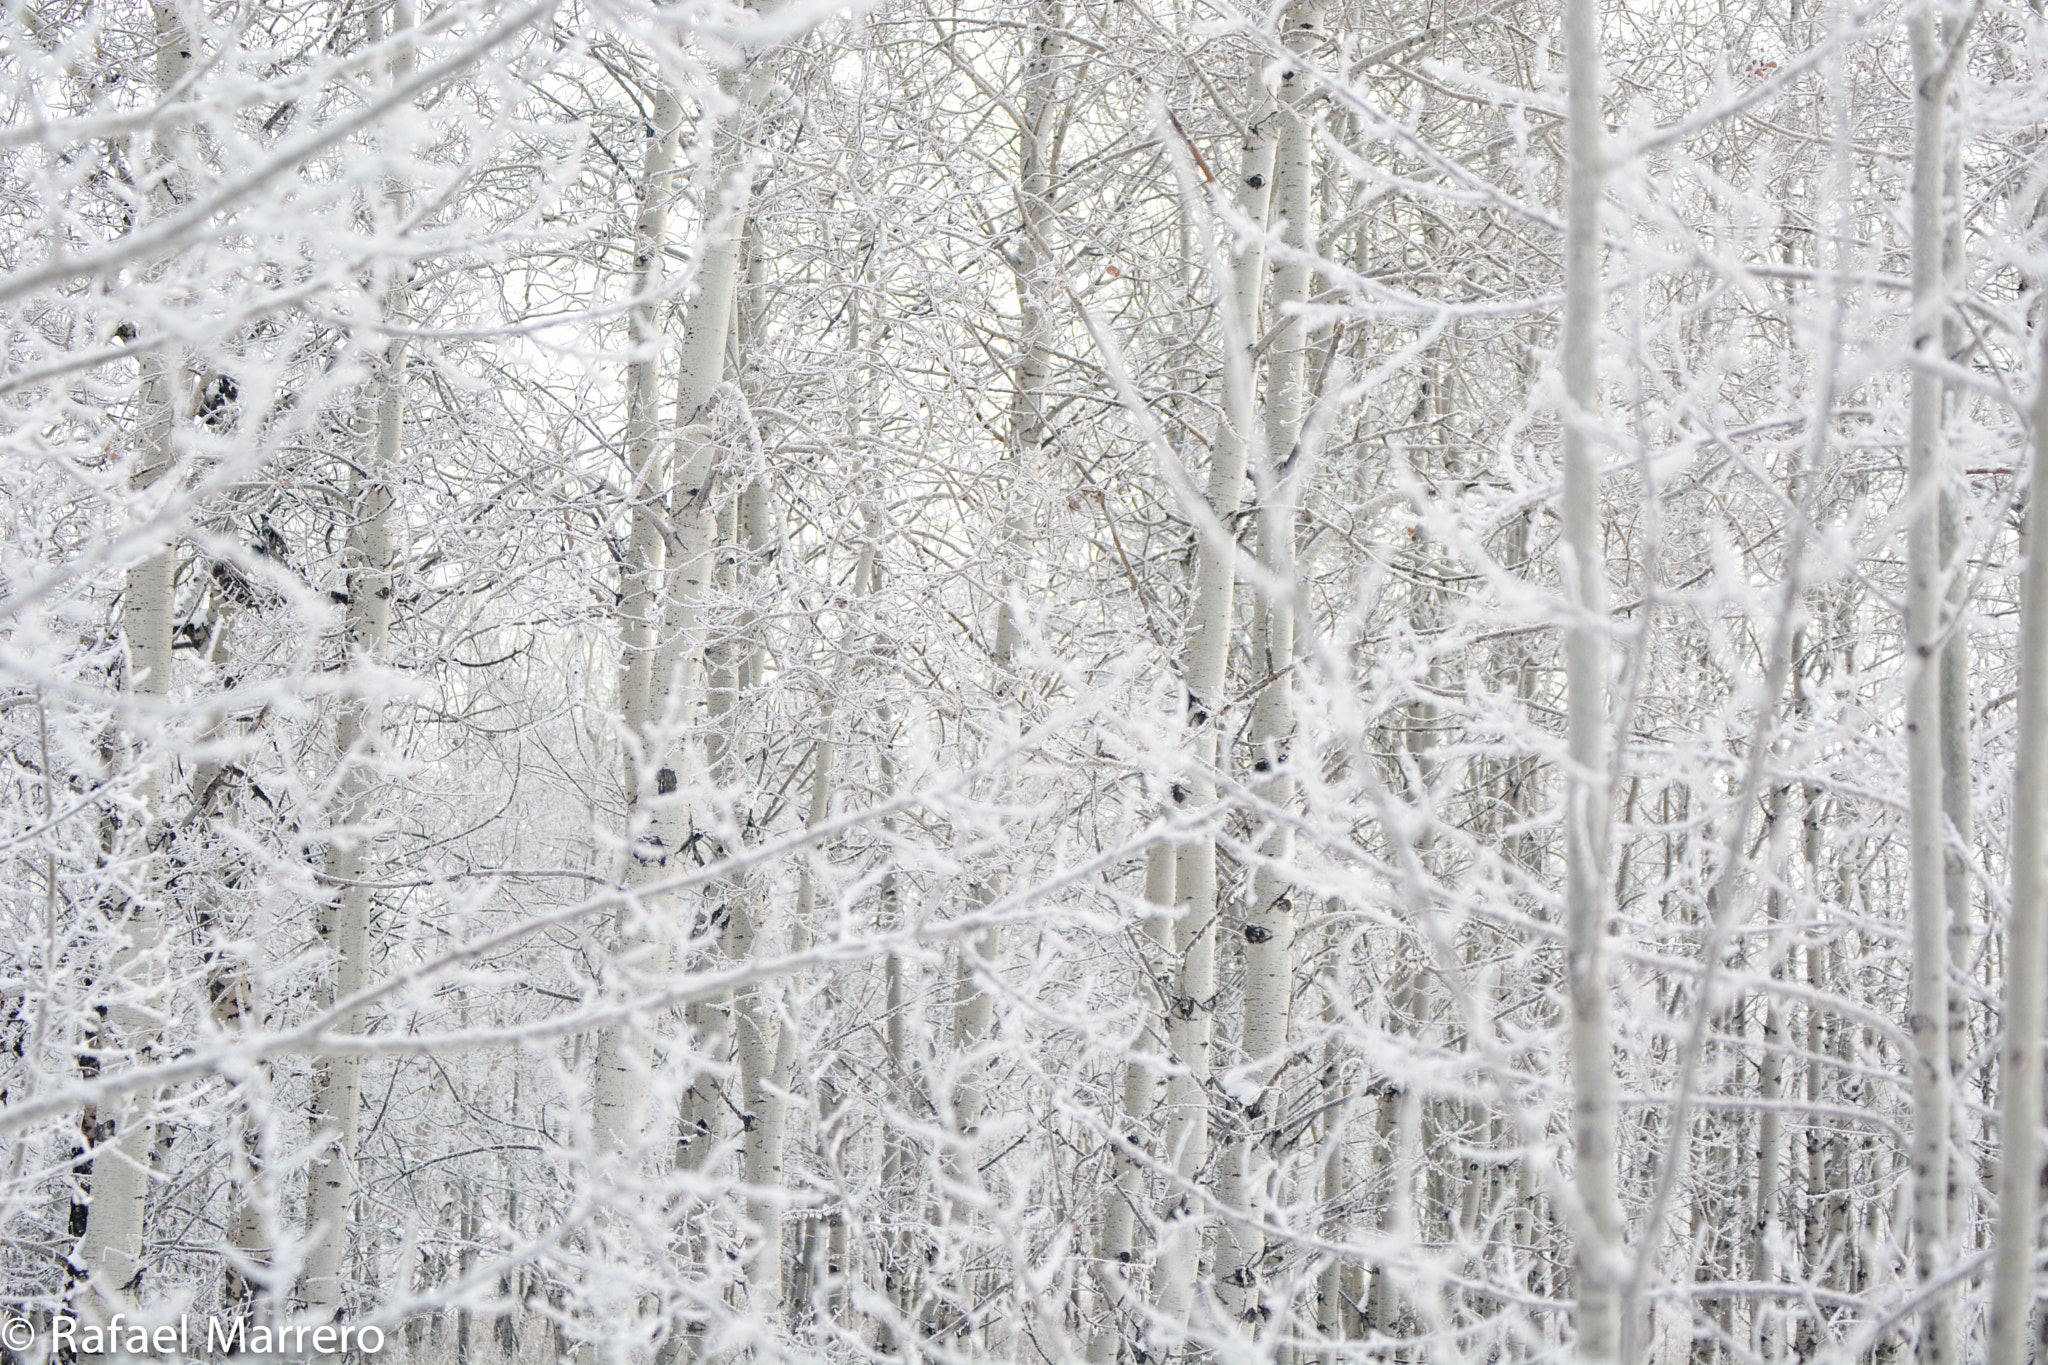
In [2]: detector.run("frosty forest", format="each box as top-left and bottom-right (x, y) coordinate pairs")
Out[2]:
(2, 0), (2047, 1361)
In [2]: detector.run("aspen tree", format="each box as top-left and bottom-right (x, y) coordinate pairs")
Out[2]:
(1153, 71), (1277, 1342)
(1316, 997), (1356, 1357)
(67, 0), (204, 1323)
(800, 272), (880, 1340)
(1215, 0), (1323, 1330)
(728, 224), (790, 1317)
(595, 41), (760, 1171)
(1559, 0), (1623, 1351)
(590, 74), (686, 1162)
(1936, 64), (1973, 1279)
(1751, 785), (1789, 1361)
(992, 0), (1062, 697)
(195, 618), (266, 1312)
(1904, 10), (1957, 1362)
(1987, 329), (2048, 1365)
(685, 482), (744, 1178)
(1089, 842), (1172, 1365)
(665, 74), (765, 1201)
(302, 1), (415, 1326)
(872, 518), (918, 1340)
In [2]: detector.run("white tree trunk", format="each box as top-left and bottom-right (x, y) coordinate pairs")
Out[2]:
(1089, 841), (1172, 1364)
(1988, 325), (2048, 1365)
(1317, 1010), (1353, 1358)
(1905, 15), (1954, 1365)
(1153, 75), (1277, 1344)
(1750, 788), (1789, 1361)
(1216, 3), (1322, 1329)
(1560, 0), (1622, 1350)
(730, 461), (790, 1315)
(592, 64), (757, 1159)
(590, 74), (681, 1157)
(300, 7), (414, 1328)
(72, 380), (170, 1326)
(1936, 97), (1974, 1273)
(72, 382), (173, 1323)
(69, 2), (196, 1323)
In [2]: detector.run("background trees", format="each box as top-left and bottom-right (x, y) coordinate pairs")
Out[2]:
(0, 0), (2044, 1361)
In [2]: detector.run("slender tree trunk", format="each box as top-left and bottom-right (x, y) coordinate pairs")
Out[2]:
(757, 702), (836, 1330)
(178, 572), (271, 1313)
(995, 0), (1061, 690)
(68, 1), (195, 1326)
(796, 499), (878, 1341)
(301, 3), (413, 1330)
(680, 488), (741, 1176)
(1937, 87), (1975, 1279)
(733, 907), (788, 1316)
(1217, 3), (1322, 1331)
(1089, 842), (1172, 1364)
(591, 75), (685, 1163)
(1560, 0), (1623, 1348)
(1751, 789), (1789, 1361)
(586, 69), (749, 1365)
(596, 48), (756, 1162)
(72, 360), (174, 1326)
(1153, 73), (1278, 1345)
(731, 472), (790, 1317)
(865, 496), (920, 1339)
(1905, 13), (1955, 1364)
(1317, 1010), (1353, 1359)
(1987, 327), (2048, 1365)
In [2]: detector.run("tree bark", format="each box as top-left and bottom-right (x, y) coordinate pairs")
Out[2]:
(1089, 841), (1172, 1364)
(1153, 71), (1278, 1346)
(591, 75), (686, 1163)
(1987, 326), (2048, 1365)
(1560, 0), (1623, 1349)
(300, 5), (414, 1330)
(1216, 2), (1322, 1330)
(67, 1), (197, 1326)
(1905, 14), (1955, 1365)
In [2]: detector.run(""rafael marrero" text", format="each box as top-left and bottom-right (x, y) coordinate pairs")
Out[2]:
(47, 1312), (388, 1357)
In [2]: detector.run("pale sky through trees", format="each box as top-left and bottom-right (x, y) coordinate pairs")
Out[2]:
(0, 0), (2044, 1363)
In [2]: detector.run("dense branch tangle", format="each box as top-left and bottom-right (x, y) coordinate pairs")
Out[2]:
(0, 0), (2038, 1363)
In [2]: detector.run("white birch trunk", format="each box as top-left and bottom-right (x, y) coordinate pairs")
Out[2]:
(651, 118), (758, 1187)
(72, 380), (171, 1325)
(1987, 327), (2048, 1365)
(1905, 15), (1955, 1365)
(742, 693), (834, 1324)
(1216, 4), (1321, 1327)
(299, 373), (399, 1323)
(593, 45), (756, 1164)
(731, 472), (790, 1312)
(1937, 103), (1974, 1268)
(1559, 0), (1623, 1350)
(72, 365), (173, 1324)
(732, 905), (787, 1311)
(1089, 842), (1172, 1364)
(591, 76), (684, 1162)
(1750, 789), (1789, 1361)
(69, 1), (198, 1321)
(1153, 77), (1278, 1344)
(1317, 1013), (1353, 1358)
(680, 488), (742, 1177)
(299, 8), (414, 1328)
